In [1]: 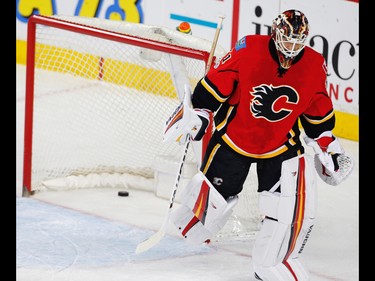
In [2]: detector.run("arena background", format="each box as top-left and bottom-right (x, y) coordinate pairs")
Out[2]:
(16, 0), (359, 141)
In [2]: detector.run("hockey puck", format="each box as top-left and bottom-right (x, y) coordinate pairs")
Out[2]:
(118, 191), (129, 197)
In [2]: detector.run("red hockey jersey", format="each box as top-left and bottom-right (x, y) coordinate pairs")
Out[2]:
(192, 35), (334, 158)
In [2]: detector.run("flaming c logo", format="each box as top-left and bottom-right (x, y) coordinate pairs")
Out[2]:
(250, 84), (299, 122)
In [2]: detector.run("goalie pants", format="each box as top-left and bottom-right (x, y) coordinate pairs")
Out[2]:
(200, 131), (305, 198)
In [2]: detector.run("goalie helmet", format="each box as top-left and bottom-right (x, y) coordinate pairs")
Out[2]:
(271, 9), (309, 69)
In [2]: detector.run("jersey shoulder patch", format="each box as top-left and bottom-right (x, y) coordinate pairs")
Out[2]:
(235, 36), (247, 51)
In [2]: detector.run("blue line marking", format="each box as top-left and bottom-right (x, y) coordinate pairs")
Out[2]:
(170, 14), (219, 29)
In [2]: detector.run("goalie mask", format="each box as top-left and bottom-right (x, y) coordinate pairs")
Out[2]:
(271, 9), (309, 69)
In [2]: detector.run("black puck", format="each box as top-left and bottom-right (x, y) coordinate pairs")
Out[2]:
(118, 191), (129, 197)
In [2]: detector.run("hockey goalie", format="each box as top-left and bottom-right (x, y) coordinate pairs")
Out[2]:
(163, 9), (354, 281)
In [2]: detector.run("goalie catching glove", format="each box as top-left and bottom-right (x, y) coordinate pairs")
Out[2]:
(304, 131), (353, 186)
(163, 97), (210, 145)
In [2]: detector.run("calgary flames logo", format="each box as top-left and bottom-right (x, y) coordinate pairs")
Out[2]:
(250, 84), (299, 121)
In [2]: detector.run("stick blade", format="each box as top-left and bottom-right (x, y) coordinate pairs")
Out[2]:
(135, 228), (165, 254)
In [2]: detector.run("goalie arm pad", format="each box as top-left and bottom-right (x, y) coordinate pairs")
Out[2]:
(304, 131), (353, 185)
(163, 85), (211, 144)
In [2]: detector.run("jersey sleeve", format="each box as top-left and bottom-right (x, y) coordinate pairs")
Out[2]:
(300, 58), (335, 139)
(192, 37), (245, 111)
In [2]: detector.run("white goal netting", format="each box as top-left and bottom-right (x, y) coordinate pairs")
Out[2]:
(23, 15), (261, 240)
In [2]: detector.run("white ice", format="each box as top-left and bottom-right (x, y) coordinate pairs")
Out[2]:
(16, 64), (359, 281)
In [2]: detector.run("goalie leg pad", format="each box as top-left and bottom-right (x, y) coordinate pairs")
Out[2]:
(253, 154), (316, 281)
(170, 205), (212, 244)
(171, 172), (239, 244)
(254, 259), (309, 281)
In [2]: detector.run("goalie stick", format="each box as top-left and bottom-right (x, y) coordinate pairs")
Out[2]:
(206, 15), (225, 73)
(135, 136), (190, 254)
(135, 15), (225, 254)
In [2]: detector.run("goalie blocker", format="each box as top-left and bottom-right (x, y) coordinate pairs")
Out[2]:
(163, 84), (210, 145)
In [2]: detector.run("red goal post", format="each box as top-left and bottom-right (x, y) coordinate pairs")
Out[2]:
(22, 15), (260, 240)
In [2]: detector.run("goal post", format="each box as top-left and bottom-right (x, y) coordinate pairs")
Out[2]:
(22, 15), (260, 239)
(23, 15), (215, 193)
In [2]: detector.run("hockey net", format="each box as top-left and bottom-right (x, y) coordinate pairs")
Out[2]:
(23, 15), (261, 240)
